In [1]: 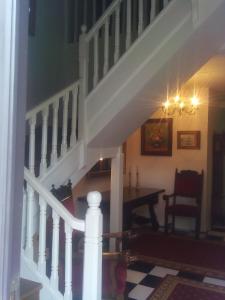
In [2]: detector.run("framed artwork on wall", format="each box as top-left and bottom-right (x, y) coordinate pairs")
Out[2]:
(177, 131), (201, 149)
(141, 118), (173, 156)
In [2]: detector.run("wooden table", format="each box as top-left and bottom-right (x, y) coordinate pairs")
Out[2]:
(78, 187), (164, 231)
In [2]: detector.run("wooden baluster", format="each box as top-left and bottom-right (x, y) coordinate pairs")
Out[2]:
(40, 107), (49, 176)
(103, 18), (109, 76)
(50, 211), (60, 289)
(163, 0), (169, 7)
(150, 0), (156, 22)
(126, 0), (131, 50)
(25, 185), (34, 260)
(51, 100), (59, 165)
(138, 0), (144, 36)
(93, 31), (99, 88)
(114, 4), (120, 64)
(38, 197), (47, 275)
(28, 115), (36, 175)
(70, 85), (78, 147)
(64, 223), (73, 300)
(83, 192), (103, 300)
(61, 91), (69, 156)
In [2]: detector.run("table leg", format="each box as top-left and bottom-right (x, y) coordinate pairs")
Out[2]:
(149, 204), (159, 231)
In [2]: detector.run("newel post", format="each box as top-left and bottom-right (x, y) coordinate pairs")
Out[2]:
(78, 25), (89, 140)
(82, 192), (102, 300)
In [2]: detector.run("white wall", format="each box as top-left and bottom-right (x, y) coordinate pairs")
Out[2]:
(125, 88), (209, 232)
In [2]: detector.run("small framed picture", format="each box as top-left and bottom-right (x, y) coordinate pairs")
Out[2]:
(177, 131), (200, 150)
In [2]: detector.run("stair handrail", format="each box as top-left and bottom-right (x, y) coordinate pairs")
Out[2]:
(24, 168), (85, 231)
(26, 81), (79, 120)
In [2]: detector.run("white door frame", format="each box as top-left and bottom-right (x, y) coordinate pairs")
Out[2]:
(0, 0), (28, 298)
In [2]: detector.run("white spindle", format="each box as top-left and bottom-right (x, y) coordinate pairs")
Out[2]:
(93, 31), (99, 88)
(38, 197), (47, 275)
(61, 92), (69, 156)
(50, 210), (60, 289)
(40, 107), (49, 175)
(164, 0), (169, 7)
(114, 5), (120, 64)
(28, 115), (36, 175)
(82, 192), (103, 300)
(150, 0), (157, 22)
(126, 0), (131, 50)
(51, 100), (59, 165)
(79, 25), (89, 99)
(70, 85), (78, 147)
(138, 0), (144, 36)
(103, 18), (109, 76)
(64, 223), (73, 300)
(25, 185), (34, 260)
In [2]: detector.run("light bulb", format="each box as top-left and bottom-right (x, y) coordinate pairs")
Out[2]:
(99, 157), (103, 161)
(174, 95), (180, 103)
(191, 96), (199, 107)
(163, 100), (170, 109)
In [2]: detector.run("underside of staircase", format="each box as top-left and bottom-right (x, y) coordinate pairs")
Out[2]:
(21, 0), (225, 299)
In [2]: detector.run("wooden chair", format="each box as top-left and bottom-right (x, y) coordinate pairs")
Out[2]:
(163, 169), (204, 239)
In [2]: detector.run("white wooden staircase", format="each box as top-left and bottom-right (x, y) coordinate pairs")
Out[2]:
(21, 0), (225, 299)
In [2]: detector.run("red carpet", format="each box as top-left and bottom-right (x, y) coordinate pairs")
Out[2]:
(149, 275), (225, 300)
(129, 231), (225, 278)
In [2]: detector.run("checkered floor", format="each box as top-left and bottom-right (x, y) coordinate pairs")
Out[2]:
(126, 260), (225, 300)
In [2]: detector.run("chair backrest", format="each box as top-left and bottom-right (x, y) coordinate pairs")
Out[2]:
(174, 169), (204, 203)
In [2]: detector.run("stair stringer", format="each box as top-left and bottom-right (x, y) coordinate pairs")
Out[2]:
(40, 139), (118, 189)
(85, 0), (225, 148)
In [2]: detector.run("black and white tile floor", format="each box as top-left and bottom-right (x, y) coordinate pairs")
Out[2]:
(125, 260), (225, 300)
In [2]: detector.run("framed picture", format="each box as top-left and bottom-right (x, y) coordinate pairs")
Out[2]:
(141, 118), (173, 156)
(177, 131), (200, 149)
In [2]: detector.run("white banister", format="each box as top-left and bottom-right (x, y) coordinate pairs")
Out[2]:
(103, 18), (109, 76)
(138, 0), (144, 36)
(114, 4), (120, 63)
(51, 99), (59, 165)
(40, 107), (49, 176)
(70, 84), (78, 147)
(93, 31), (99, 88)
(25, 185), (35, 260)
(38, 196), (47, 275)
(64, 223), (73, 300)
(126, 0), (131, 50)
(61, 91), (69, 156)
(150, 0), (157, 22)
(50, 210), (60, 290)
(82, 192), (102, 300)
(28, 115), (36, 175)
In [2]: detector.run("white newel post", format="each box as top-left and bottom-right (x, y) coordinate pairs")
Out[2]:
(79, 25), (89, 140)
(50, 210), (60, 289)
(64, 223), (73, 300)
(83, 192), (102, 300)
(25, 185), (35, 260)
(110, 148), (124, 250)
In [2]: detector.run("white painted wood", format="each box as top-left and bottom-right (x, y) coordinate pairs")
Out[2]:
(50, 210), (60, 290)
(138, 0), (144, 36)
(70, 84), (78, 147)
(83, 192), (103, 300)
(51, 99), (59, 165)
(38, 196), (47, 275)
(61, 91), (69, 156)
(28, 115), (36, 175)
(114, 4), (120, 63)
(40, 107), (49, 176)
(103, 18), (109, 76)
(150, 0), (157, 22)
(25, 185), (34, 260)
(64, 223), (72, 300)
(21, 187), (27, 250)
(126, 0), (131, 50)
(110, 148), (124, 250)
(93, 31), (99, 88)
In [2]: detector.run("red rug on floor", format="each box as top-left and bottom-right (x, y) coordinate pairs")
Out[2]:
(129, 231), (225, 278)
(148, 275), (225, 300)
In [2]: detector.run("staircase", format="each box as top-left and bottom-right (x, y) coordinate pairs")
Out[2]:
(21, 0), (225, 299)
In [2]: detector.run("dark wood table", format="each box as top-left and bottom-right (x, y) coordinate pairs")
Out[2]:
(78, 187), (164, 231)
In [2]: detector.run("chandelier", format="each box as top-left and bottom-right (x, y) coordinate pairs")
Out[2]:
(162, 94), (200, 116)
